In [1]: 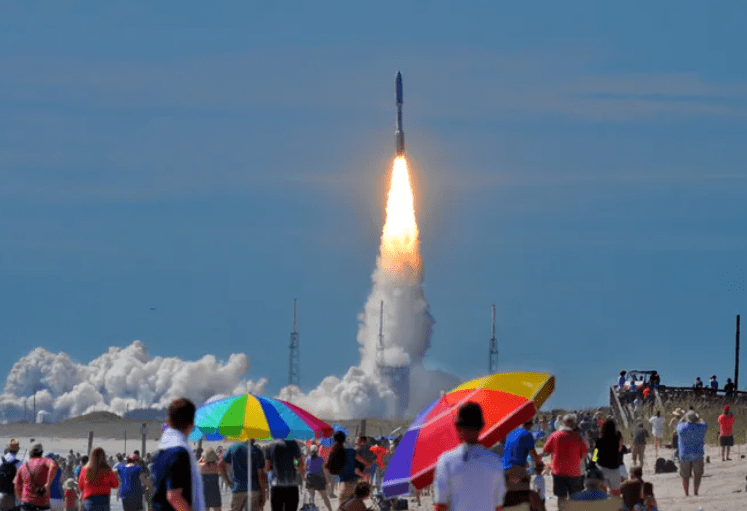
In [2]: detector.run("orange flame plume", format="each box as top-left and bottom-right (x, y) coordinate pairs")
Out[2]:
(380, 156), (421, 279)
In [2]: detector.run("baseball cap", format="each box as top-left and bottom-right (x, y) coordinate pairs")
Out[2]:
(724, 405), (730, 411)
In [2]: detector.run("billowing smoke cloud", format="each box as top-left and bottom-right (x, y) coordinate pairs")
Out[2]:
(1, 157), (461, 423)
(0, 341), (267, 423)
(277, 157), (461, 419)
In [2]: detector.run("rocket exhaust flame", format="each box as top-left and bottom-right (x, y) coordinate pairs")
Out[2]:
(380, 156), (420, 279)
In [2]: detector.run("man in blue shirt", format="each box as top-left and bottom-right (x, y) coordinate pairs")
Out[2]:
(219, 440), (266, 511)
(570, 467), (608, 501)
(677, 410), (707, 497)
(501, 420), (541, 471)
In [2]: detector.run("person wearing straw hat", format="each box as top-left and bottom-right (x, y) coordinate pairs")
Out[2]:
(677, 410), (707, 497)
(198, 450), (221, 511)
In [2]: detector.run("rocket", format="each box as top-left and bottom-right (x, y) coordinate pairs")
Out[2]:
(395, 71), (405, 156)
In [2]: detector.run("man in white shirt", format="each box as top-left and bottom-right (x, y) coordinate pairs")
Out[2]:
(648, 410), (665, 458)
(433, 402), (505, 511)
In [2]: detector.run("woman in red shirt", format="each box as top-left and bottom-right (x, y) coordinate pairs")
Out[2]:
(78, 447), (119, 511)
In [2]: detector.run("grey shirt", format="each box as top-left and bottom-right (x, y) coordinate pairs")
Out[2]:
(632, 427), (649, 445)
(265, 440), (302, 487)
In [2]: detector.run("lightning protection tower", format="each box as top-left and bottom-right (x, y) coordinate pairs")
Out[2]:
(489, 304), (498, 373)
(289, 299), (300, 391)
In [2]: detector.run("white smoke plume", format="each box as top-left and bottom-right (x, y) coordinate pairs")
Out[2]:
(276, 258), (460, 419)
(277, 156), (461, 419)
(0, 341), (267, 422)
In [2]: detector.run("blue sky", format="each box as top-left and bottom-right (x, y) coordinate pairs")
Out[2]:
(2, 1), (746, 410)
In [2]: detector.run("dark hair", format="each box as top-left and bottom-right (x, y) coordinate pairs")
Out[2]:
(600, 418), (617, 439)
(326, 443), (346, 475)
(168, 398), (196, 431)
(643, 482), (654, 496)
(357, 436), (368, 443)
(354, 481), (372, 498)
(631, 466), (643, 479)
(333, 431), (346, 444)
(81, 456), (89, 465)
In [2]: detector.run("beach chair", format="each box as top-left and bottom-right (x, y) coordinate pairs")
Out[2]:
(559, 496), (623, 511)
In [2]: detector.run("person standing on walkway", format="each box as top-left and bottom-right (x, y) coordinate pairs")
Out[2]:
(433, 402), (506, 511)
(648, 411), (665, 459)
(718, 405), (736, 461)
(631, 423), (649, 468)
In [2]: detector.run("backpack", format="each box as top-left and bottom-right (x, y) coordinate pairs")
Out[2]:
(654, 457), (667, 474)
(325, 445), (346, 476)
(0, 458), (16, 494)
(664, 460), (678, 473)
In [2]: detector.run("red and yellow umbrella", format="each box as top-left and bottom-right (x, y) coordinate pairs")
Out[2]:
(382, 371), (555, 497)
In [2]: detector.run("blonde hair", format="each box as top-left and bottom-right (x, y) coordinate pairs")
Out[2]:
(86, 447), (111, 483)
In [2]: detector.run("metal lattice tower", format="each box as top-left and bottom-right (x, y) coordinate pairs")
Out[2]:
(289, 299), (300, 390)
(489, 304), (498, 373)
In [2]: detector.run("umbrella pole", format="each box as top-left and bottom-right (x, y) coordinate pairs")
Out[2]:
(248, 441), (253, 511)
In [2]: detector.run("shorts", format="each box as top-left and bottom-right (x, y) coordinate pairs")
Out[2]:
(720, 435), (734, 447)
(230, 492), (246, 511)
(551, 475), (584, 498)
(679, 459), (704, 479)
(598, 466), (621, 490)
(632, 444), (645, 458)
(306, 473), (327, 491)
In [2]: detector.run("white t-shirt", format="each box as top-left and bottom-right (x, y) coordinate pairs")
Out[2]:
(649, 416), (665, 438)
(434, 443), (505, 511)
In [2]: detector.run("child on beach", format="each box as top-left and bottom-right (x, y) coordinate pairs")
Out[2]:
(642, 482), (657, 511)
(63, 478), (78, 511)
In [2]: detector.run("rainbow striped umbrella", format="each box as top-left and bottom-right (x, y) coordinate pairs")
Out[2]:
(188, 394), (333, 441)
(187, 394), (333, 511)
(382, 371), (555, 497)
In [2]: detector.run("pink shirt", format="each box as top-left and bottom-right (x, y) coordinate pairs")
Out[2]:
(543, 430), (588, 477)
(718, 413), (736, 436)
(13, 458), (56, 507)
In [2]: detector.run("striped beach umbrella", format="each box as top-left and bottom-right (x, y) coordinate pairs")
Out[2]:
(382, 371), (555, 497)
(189, 394), (333, 441)
(188, 394), (333, 511)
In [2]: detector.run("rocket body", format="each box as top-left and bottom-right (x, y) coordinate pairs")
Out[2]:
(395, 71), (405, 156)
